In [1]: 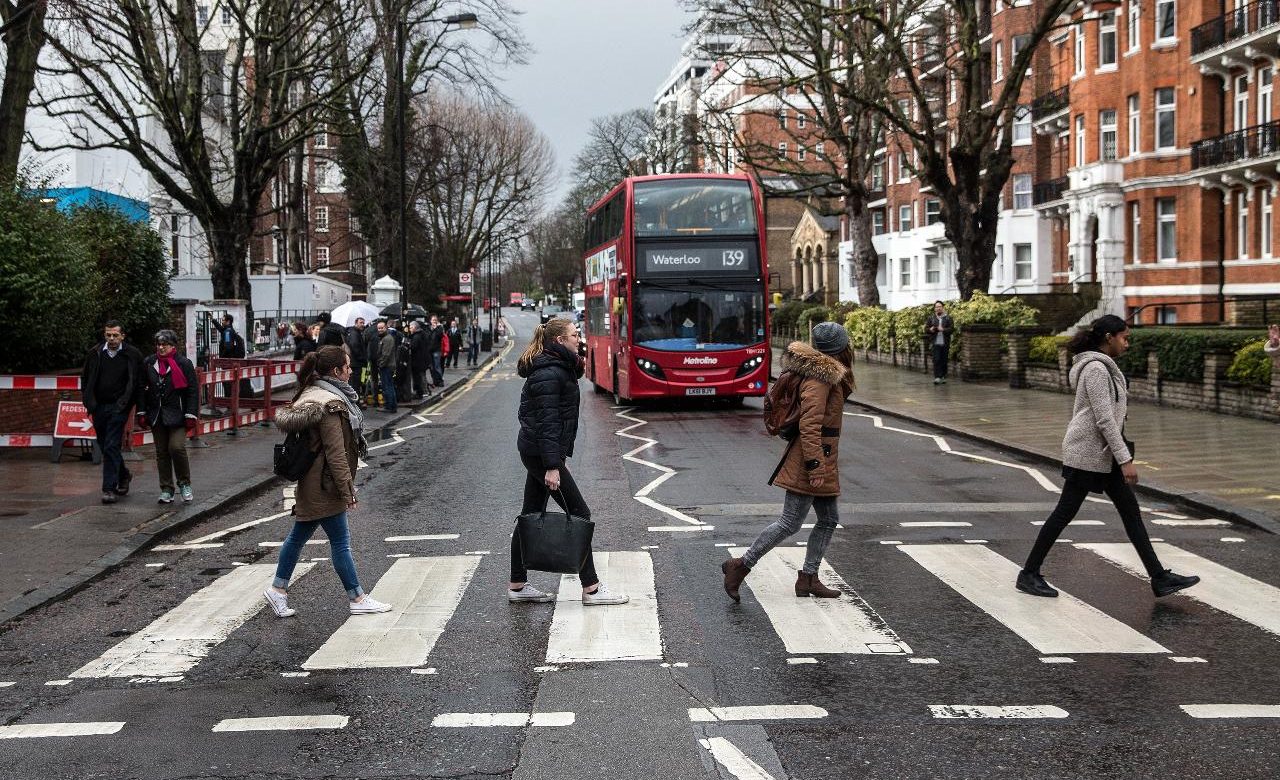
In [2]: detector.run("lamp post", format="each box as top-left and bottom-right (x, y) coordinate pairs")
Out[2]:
(272, 224), (283, 316)
(396, 12), (477, 315)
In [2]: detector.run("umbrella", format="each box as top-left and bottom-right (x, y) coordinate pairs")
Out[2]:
(379, 302), (428, 319)
(329, 300), (381, 327)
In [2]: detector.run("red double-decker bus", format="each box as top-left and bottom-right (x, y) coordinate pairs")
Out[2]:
(581, 174), (770, 403)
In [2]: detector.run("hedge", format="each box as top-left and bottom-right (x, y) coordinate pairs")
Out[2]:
(1118, 327), (1269, 382)
(1226, 340), (1272, 387)
(1029, 335), (1068, 364)
(845, 292), (1039, 359)
(772, 301), (825, 332)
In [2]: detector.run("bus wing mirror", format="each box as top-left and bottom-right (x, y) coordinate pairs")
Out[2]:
(618, 273), (628, 289)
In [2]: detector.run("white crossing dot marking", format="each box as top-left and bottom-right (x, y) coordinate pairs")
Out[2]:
(879, 540), (904, 545)
(787, 657), (818, 665)
(431, 712), (575, 727)
(1151, 518), (1228, 527)
(900, 521), (972, 528)
(1077, 542), (1280, 638)
(688, 705), (827, 722)
(533, 666), (558, 673)
(44, 680), (72, 686)
(930, 704), (1068, 719)
(231, 562), (247, 566)
(258, 540), (325, 548)
(152, 543), (224, 551)
(303, 556), (478, 670)
(0, 722), (125, 739)
(385, 534), (460, 542)
(963, 539), (988, 544)
(660, 661), (690, 667)
(1221, 537), (1246, 543)
(698, 737), (779, 780)
(463, 550), (490, 555)
(309, 557), (329, 562)
(144, 563), (166, 568)
(211, 715), (348, 732)
(714, 543), (739, 547)
(0, 681), (14, 687)
(908, 658), (940, 664)
(1180, 704), (1280, 718)
(640, 545), (660, 550)
(546, 552), (661, 663)
(1040, 657), (1076, 664)
(411, 668), (438, 675)
(899, 545), (1168, 654)
(281, 672), (310, 678)
(1170, 657), (1207, 663)
(731, 547), (910, 655)
(801, 523), (844, 529)
(71, 563), (315, 678)
(1032, 520), (1104, 526)
(387, 553), (411, 558)
(648, 525), (714, 532)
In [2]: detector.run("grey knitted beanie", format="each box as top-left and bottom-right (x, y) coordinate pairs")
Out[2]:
(811, 321), (849, 355)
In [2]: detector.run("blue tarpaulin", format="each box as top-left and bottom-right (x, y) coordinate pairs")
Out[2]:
(37, 187), (150, 224)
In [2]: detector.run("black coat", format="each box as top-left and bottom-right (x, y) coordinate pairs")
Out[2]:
(345, 327), (368, 366)
(81, 342), (143, 415)
(516, 342), (583, 469)
(293, 336), (317, 360)
(925, 314), (954, 351)
(410, 329), (431, 369)
(139, 354), (199, 428)
(423, 324), (444, 353)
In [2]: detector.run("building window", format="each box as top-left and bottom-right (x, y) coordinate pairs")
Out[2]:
(815, 142), (825, 158)
(1155, 88), (1175, 150)
(777, 142), (788, 159)
(1157, 306), (1178, 324)
(1013, 105), (1032, 145)
(996, 245), (1004, 280)
(1100, 109), (1118, 160)
(925, 199), (941, 225)
(798, 145), (807, 162)
(1013, 174), (1033, 210)
(1238, 191), (1249, 259)
(169, 215), (180, 273)
(197, 4), (209, 26)
(220, 5), (232, 25)
(897, 152), (910, 182)
(1157, 197), (1177, 260)
(315, 246), (330, 268)
(797, 111), (806, 129)
(1127, 0), (1141, 51)
(1264, 190), (1274, 259)
(899, 257), (912, 288)
(994, 41), (1004, 81)
(778, 109), (787, 129)
(315, 130), (328, 148)
(1235, 75), (1250, 131)
(315, 206), (329, 232)
(1075, 114), (1086, 166)
(872, 159), (885, 190)
(1155, 0), (1176, 42)
(872, 210), (885, 235)
(1074, 27), (1084, 75)
(1099, 11), (1117, 67)
(925, 253), (941, 284)
(1127, 95), (1140, 156)
(1130, 202), (1141, 262)
(1012, 34), (1032, 71)
(1014, 244), (1033, 281)
(899, 204), (913, 232)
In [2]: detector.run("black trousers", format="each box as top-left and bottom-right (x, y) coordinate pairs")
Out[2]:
(513, 454), (598, 587)
(1024, 464), (1163, 577)
(932, 343), (949, 379)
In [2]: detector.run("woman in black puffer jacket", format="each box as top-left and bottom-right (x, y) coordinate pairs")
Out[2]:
(510, 319), (628, 606)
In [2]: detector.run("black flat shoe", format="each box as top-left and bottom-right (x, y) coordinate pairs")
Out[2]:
(1151, 569), (1200, 598)
(1016, 570), (1059, 598)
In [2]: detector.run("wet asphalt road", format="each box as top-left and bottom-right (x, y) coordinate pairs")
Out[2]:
(1, 309), (1278, 780)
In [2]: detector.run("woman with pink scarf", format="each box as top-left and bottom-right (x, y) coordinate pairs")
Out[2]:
(136, 329), (200, 503)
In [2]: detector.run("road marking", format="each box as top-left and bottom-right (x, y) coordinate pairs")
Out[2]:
(431, 712), (575, 727)
(387, 553), (410, 558)
(187, 511), (291, 544)
(900, 521), (972, 527)
(281, 672), (310, 678)
(1040, 657), (1075, 664)
(0, 681), (14, 687)
(411, 667), (437, 675)
(899, 545), (1168, 654)
(152, 543), (224, 551)
(698, 737), (779, 780)
(1221, 537), (1246, 543)
(44, 679), (72, 686)
(0, 722), (125, 739)
(1151, 518), (1229, 527)
(879, 540), (904, 545)
(546, 551), (661, 663)
(385, 534), (460, 542)
(71, 563), (314, 678)
(688, 705), (827, 722)
(302, 556), (478, 670)
(614, 407), (704, 525)
(963, 539), (988, 544)
(211, 715), (349, 732)
(1032, 520), (1104, 526)
(145, 563), (165, 568)
(1180, 704), (1280, 718)
(729, 547), (910, 655)
(648, 525), (714, 532)
(258, 539), (326, 548)
(801, 523), (844, 529)
(930, 705), (1069, 719)
(786, 657), (817, 665)
(1170, 657), (1207, 663)
(908, 658), (939, 664)
(1077, 542), (1280, 638)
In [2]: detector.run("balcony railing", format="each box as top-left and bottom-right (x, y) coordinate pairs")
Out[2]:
(1031, 85), (1069, 120)
(1033, 176), (1069, 205)
(1191, 0), (1280, 55)
(1191, 120), (1280, 169)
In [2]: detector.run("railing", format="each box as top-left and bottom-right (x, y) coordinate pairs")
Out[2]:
(1190, 120), (1280, 169)
(1191, 0), (1280, 55)
(1033, 176), (1069, 205)
(1030, 85), (1069, 120)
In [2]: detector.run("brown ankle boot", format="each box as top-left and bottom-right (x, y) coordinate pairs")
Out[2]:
(721, 557), (751, 602)
(795, 572), (840, 598)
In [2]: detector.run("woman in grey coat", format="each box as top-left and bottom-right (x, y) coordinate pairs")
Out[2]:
(1017, 315), (1199, 599)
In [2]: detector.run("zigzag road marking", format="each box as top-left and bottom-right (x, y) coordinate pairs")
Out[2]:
(614, 407), (703, 526)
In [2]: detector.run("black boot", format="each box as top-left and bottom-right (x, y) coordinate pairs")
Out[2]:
(1016, 569), (1059, 598)
(1151, 569), (1200, 598)
(721, 558), (751, 603)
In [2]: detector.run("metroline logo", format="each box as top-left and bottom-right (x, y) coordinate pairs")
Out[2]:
(683, 356), (718, 365)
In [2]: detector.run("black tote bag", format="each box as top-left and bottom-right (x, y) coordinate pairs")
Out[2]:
(515, 494), (594, 574)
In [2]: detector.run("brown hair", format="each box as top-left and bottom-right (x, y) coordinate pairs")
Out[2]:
(518, 319), (576, 373)
(834, 346), (855, 391)
(293, 345), (348, 400)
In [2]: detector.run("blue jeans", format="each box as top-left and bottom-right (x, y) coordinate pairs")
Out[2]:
(743, 491), (840, 574)
(273, 511), (364, 599)
(379, 367), (397, 410)
(430, 351), (444, 385)
(92, 408), (130, 492)
(467, 343), (479, 365)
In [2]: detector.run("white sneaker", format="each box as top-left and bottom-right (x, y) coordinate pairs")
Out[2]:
(349, 596), (393, 614)
(582, 584), (629, 606)
(508, 585), (555, 603)
(264, 588), (295, 618)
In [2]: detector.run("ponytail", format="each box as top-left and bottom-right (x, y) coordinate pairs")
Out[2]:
(293, 345), (347, 401)
(1067, 314), (1128, 356)
(518, 319), (575, 372)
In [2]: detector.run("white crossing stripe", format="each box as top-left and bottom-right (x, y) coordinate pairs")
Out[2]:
(1032, 520), (1104, 526)
(899, 545), (1168, 654)
(730, 547), (910, 655)
(187, 511), (291, 544)
(152, 543), (224, 551)
(258, 540), (325, 548)
(211, 715), (348, 732)
(930, 704), (1069, 719)
(432, 712), (575, 727)
(71, 563), (313, 678)
(1077, 542), (1280, 637)
(545, 551), (661, 663)
(302, 556), (478, 670)
(648, 525), (714, 532)
(0, 722), (126, 739)
(698, 737), (779, 780)
(900, 521), (972, 527)
(1151, 518), (1229, 527)
(1180, 704), (1280, 718)
(688, 705), (827, 722)
(385, 534), (460, 542)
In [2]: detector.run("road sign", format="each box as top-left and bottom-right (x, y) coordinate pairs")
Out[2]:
(459, 272), (472, 293)
(54, 401), (95, 438)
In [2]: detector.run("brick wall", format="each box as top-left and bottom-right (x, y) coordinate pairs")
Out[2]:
(0, 389), (78, 434)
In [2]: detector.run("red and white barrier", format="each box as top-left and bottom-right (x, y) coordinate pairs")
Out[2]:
(0, 375), (81, 391)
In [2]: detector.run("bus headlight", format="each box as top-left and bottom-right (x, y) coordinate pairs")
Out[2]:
(635, 357), (666, 379)
(736, 355), (764, 377)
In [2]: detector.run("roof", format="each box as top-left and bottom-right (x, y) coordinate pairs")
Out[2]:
(37, 187), (150, 224)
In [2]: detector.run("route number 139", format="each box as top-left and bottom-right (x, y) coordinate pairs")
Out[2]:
(720, 249), (746, 267)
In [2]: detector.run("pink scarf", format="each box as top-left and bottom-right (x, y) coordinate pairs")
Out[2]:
(156, 352), (188, 389)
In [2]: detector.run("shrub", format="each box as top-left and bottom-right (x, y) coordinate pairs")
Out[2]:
(892, 305), (930, 354)
(797, 305), (831, 332)
(772, 301), (824, 333)
(1119, 327), (1268, 382)
(1226, 340), (1272, 387)
(1029, 335), (1067, 364)
(845, 307), (892, 350)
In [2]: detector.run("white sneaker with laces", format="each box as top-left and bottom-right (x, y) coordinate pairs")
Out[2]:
(264, 588), (296, 618)
(582, 584), (629, 606)
(350, 596), (393, 614)
(508, 585), (555, 603)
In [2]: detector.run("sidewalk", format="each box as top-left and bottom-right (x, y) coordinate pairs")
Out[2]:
(773, 346), (1280, 534)
(0, 348), (508, 625)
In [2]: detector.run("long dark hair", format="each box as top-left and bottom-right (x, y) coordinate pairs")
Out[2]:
(1067, 314), (1128, 355)
(293, 345), (347, 400)
(518, 319), (576, 373)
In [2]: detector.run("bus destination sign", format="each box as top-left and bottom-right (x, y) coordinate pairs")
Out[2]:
(638, 242), (759, 276)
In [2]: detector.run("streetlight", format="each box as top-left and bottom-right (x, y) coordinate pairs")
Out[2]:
(396, 12), (478, 315)
(272, 224), (284, 315)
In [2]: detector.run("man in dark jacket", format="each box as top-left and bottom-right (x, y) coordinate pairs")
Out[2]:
(136, 329), (199, 503)
(345, 318), (369, 400)
(81, 321), (143, 504)
(445, 318), (463, 369)
(315, 312), (347, 348)
(408, 321), (431, 400)
(466, 320), (482, 367)
(374, 319), (397, 412)
(424, 315), (445, 387)
(924, 300), (954, 385)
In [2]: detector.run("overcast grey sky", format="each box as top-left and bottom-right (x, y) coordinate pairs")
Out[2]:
(503, 1), (692, 205)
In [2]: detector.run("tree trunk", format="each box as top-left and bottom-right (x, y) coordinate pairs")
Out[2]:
(207, 215), (253, 309)
(0, 0), (48, 182)
(946, 193), (1000, 300)
(287, 142), (305, 273)
(845, 197), (881, 307)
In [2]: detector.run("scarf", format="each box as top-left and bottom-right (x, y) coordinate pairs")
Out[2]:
(156, 353), (188, 389)
(315, 376), (364, 433)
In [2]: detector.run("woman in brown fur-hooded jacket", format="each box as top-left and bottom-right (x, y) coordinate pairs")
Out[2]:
(722, 322), (855, 602)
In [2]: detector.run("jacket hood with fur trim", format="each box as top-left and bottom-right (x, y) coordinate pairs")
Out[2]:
(782, 341), (849, 387)
(274, 386), (348, 433)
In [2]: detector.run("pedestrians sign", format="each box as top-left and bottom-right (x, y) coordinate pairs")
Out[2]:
(53, 401), (94, 438)
(459, 272), (472, 294)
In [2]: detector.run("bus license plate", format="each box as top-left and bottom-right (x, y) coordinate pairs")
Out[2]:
(685, 387), (716, 396)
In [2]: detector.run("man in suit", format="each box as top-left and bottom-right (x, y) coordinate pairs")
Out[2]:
(81, 320), (143, 503)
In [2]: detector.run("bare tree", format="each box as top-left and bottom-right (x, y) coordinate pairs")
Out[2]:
(561, 108), (681, 219)
(0, 0), (48, 181)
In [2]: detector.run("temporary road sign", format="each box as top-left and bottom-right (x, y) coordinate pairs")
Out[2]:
(53, 401), (95, 438)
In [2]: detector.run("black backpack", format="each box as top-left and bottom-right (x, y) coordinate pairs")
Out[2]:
(763, 371), (803, 440)
(273, 430), (318, 481)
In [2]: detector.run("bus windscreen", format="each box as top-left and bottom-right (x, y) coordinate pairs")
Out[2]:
(632, 180), (757, 238)
(631, 283), (765, 351)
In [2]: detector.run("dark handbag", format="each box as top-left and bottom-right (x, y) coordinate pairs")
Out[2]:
(515, 492), (594, 574)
